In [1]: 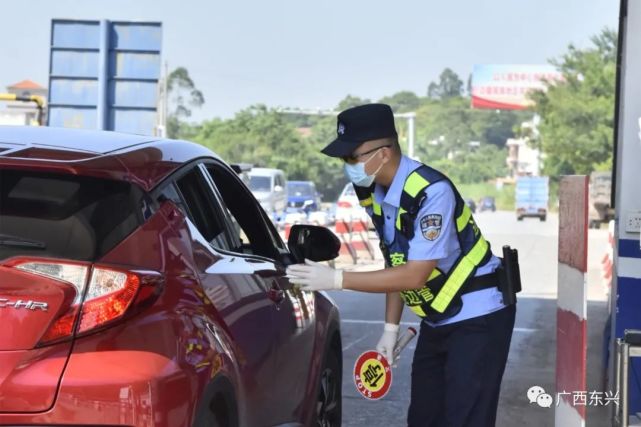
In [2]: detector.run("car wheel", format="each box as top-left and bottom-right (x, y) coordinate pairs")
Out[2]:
(517, 216), (523, 221)
(316, 349), (342, 427)
(540, 216), (547, 222)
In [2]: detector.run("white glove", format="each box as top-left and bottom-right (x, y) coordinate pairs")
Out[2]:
(285, 259), (343, 291)
(376, 323), (400, 364)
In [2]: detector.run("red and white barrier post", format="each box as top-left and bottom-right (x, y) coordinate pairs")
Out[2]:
(335, 219), (358, 264)
(555, 176), (588, 427)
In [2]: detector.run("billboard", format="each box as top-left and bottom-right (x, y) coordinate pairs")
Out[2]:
(48, 19), (162, 135)
(471, 64), (563, 110)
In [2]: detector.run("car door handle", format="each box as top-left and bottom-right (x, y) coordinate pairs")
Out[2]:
(268, 282), (285, 305)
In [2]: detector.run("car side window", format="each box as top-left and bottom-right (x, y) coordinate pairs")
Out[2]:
(174, 167), (231, 251)
(203, 163), (287, 261)
(156, 182), (189, 217)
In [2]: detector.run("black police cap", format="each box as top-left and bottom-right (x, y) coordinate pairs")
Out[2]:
(321, 103), (398, 157)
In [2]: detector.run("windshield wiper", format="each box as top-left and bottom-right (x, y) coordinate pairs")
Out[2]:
(0, 234), (46, 249)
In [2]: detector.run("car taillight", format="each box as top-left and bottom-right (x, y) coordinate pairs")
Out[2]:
(7, 257), (162, 346)
(78, 268), (140, 333)
(337, 201), (352, 208)
(13, 260), (89, 344)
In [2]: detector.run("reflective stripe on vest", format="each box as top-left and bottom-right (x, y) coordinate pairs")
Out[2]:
(430, 236), (489, 313)
(372, 200), (382, 216)
(359, 195), (373, 208)
(456, 205), (473, 232)
(395, 207), (407, 231)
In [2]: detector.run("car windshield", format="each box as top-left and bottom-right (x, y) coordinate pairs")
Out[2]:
(287, 182), (314, 196)
(249, 175), (271, 192)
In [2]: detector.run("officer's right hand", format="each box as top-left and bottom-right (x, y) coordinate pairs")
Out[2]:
(376, 323), (400, 364)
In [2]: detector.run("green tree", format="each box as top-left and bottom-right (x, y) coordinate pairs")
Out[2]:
(192, 105), (344, 200)
(529, 28), (616, 176)
(305, 117), (348, 201)
(167, 67), (205, 139)
(430, 144), (508, 185)
(414, 97), (477, 161)
(427, 68), (464, 100)
(336, 95), (371, 111)
(378, 91), (421, 112)
(472, 109), (529, 147)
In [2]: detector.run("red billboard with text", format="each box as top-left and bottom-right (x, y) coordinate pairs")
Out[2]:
(471, 64), (563, 110)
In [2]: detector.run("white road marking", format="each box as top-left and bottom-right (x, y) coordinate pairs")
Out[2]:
(341, 318), (538, 333)
(342, 334), (371, 352)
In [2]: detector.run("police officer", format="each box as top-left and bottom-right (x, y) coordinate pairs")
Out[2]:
(286, 103), (516, 427)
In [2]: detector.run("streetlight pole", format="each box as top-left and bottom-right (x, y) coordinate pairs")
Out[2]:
(395, 112), (416, 158)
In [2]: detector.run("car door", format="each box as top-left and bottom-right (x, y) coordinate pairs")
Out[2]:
(167, 164), (285, 426)
(202, 162), (317, 425)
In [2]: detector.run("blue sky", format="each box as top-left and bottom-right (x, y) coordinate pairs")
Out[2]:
(1, 0), (618, 121)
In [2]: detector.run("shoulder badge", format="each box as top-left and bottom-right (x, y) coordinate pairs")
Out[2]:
(420, 214), (442, 241)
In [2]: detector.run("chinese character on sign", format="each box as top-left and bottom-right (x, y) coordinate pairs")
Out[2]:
(555, 390), (619, 407)
(556, 391), (571, 406)
(362, 363), (383, 387)
(589, 391), (604, 406)
(573, 391), (587, 406)
(604, 391), (619, 406)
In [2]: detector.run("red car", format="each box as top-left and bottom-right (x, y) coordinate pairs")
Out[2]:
(0, 126), (342, 427)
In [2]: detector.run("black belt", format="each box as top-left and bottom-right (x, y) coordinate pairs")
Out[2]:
(460, 271), (499, 295)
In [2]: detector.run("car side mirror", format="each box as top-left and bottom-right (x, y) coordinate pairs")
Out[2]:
(274, 185), (283, 192)
(287, 224), (340, 263)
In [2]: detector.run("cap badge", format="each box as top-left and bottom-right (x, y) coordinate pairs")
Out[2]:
(338, 123), (345, 135)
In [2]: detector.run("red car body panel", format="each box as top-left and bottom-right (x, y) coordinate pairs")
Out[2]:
(0, 126), (341, 426)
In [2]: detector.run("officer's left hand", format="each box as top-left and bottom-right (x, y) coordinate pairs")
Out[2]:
(286, 259), (343, 291)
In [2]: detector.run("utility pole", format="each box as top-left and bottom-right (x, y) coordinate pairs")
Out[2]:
(395, 112), (416, 159)
(277, 108), (418, 158)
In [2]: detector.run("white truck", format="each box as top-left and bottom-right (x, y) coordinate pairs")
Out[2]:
(515, 176), (549, 222)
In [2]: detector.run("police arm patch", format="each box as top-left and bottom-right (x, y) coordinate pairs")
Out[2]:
(420, 214), (442, 241)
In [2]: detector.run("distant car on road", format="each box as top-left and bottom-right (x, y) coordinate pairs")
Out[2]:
(248, 167), (287, 220)
(287, 180), (322, 212)
(0, 126), (342, 427)
(478, 196), (496, 212)
(464, 197), (477, 213)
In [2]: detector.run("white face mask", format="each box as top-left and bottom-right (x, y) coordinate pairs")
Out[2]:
(343, 147), (385, 187)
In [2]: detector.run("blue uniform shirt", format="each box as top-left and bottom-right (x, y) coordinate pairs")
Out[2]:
(371, 155), (506, 326)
